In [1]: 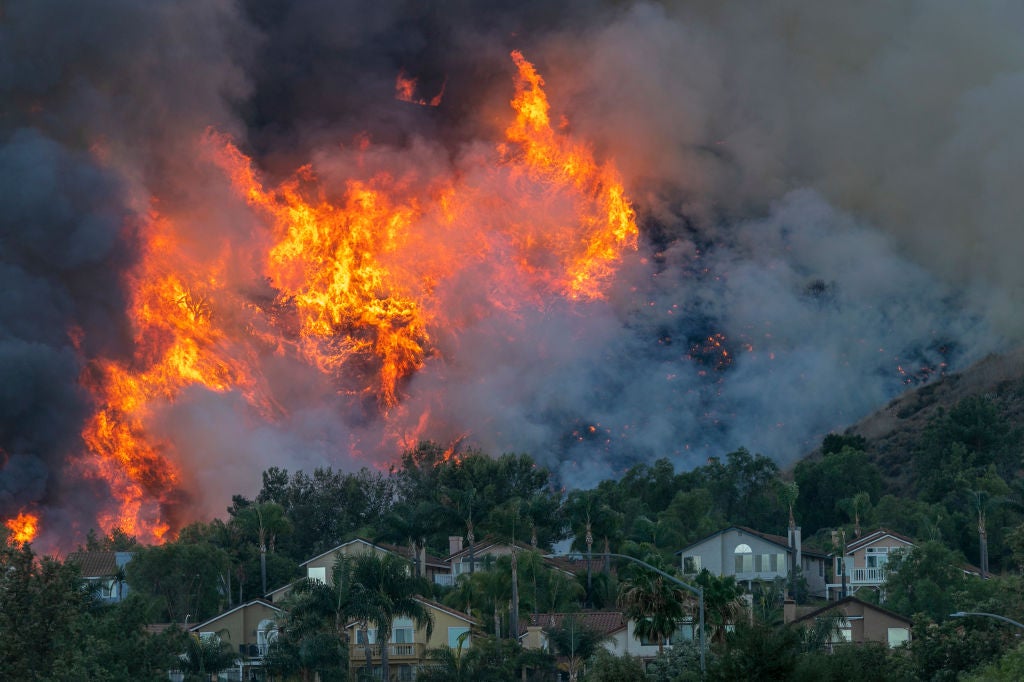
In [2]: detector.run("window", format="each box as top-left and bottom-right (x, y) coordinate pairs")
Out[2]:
(356, 629), (378, 645)
(866, 547), (889, 569)
(670, 619), (695, 643)
(448, 626), (471, 649)
(396, 665), (415, 682)
(734, 544), (753, 573)
(307, 566), (326, 583)
(887, 627), (910, 648)
(392, 617), (414, 644)
(682, 556), (701, 573)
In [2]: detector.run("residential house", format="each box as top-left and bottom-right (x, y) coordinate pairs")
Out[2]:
(440, 536), (584, 587)
(827, 528), (914, 600)
(676, 526), (828, 598)
(345, 596), (475, 681)
(787, 595), (912, 648)
(269, 537), (450, 602)
(187, 599), (282, 680)
(65, 550), (133, 603)
(522, 611), (695, 662)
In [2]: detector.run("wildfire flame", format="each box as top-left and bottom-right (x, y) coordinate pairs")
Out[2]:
(71, 51), (638, 544)
(5, 512), (39, 544)
(395, 69), (445, 107)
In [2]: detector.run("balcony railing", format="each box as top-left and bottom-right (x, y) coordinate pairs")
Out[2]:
(433, 574), (456, 587)
(851, 567), (885, 583)
(349, 642), (425, 661)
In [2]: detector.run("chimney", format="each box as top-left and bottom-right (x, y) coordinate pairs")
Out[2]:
(783, 598), (797, 624)
(788, 526), (802, 574)
(449, 535), (464, 555)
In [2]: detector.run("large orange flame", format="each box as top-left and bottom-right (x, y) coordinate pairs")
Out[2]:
(73, 51), (638, 544)
(5, 512), (39, 544)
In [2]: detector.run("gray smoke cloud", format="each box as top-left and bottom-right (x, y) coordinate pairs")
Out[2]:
(1, 0), (1018, 543)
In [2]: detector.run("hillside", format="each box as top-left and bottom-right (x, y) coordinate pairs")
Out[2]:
(806, 346), (1024, 495)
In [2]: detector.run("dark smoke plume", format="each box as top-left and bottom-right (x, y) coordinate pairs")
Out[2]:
(1, 0), (1018, 545)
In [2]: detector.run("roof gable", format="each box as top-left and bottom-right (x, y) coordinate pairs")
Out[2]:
(846, 529), (916, 553)
(789, 596), (912, 628)
(300, 538), (445, 569)
(189, 599), (281, 633)
(676, 526), (791, 555)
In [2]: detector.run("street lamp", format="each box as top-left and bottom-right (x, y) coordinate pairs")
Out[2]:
(950, 611), (1024, 630)
(548, 551), (706, 676)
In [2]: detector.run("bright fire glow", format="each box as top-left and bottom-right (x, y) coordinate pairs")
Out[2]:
(5, 512), (39, 544)
(72, 51), (638, 544)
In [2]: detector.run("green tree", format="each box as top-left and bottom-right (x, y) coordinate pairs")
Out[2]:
(882, 540), (971, 620)
(180, 631), (238, 681)
(581, 648), (646, 681)
(544, 615), (612, 682)
(274, 556), (353, 680)
(693, 570), (746, 643)
(914, 396), (1017, 502)
(793, 446), (883, 533)
(127, 538), (229, 622)
(709, 623), (800, 681)
(617, 569), (689, 654)
(348, 551), (434, 681)
(962, 641), (1024, 682)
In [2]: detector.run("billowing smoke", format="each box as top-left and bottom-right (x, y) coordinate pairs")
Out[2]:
(1, 1), (1018, 546)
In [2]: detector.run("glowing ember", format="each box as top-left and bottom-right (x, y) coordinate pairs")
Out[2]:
(395, 69), (445, 107)
(73, 51), (638, 544)
(5, 512), (39, 544)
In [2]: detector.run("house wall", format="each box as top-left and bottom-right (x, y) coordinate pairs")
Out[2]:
(800, 554), (828, 597)
(841, 601), (911, 645)
(621, 621), (666, 658)
(850, 536), (913, 570)
(679, 528), (790, 582)
(196, 602), (280, 655)
(304, 541), (391, 579)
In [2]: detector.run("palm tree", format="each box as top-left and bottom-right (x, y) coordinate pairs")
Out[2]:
(180, 630), (238, 681)
(617, 570), (689, 654)
(543, 614), (611, 682)
(281, 555), (353, 678)
(694, 569), (746, 644)
(376, 500), (443, 579)
(348, 552), (434, 681)
(837, 492), (872, 539)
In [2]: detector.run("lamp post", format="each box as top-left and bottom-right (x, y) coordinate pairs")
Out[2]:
(950, 611), (1024, 630)
(549, 551), (706, 676)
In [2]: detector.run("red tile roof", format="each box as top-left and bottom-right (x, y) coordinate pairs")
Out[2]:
(65, 551), (118, 578)
(526, 611), (626, 637)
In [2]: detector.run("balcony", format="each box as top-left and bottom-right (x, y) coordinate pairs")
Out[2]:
(433, 574), (456, 587)
(349, 642), (426, 662)
(851, 567), (885, 584)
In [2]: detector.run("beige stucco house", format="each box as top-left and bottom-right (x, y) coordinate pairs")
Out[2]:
(187, 599), (282, 678)
(344, 596), (475, 681)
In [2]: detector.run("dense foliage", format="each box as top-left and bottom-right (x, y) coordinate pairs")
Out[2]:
(4, 395), (1024, 679)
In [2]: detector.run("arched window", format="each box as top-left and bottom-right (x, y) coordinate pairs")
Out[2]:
(734, 544), (754, 573)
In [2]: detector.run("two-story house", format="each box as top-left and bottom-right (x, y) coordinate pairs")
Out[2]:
(826, 528), (914, 600)
(345, 596), (475, 682)
(676, 526), (828, 598)
(268, 537), (451, 603)
(186, 598), (282, 680)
